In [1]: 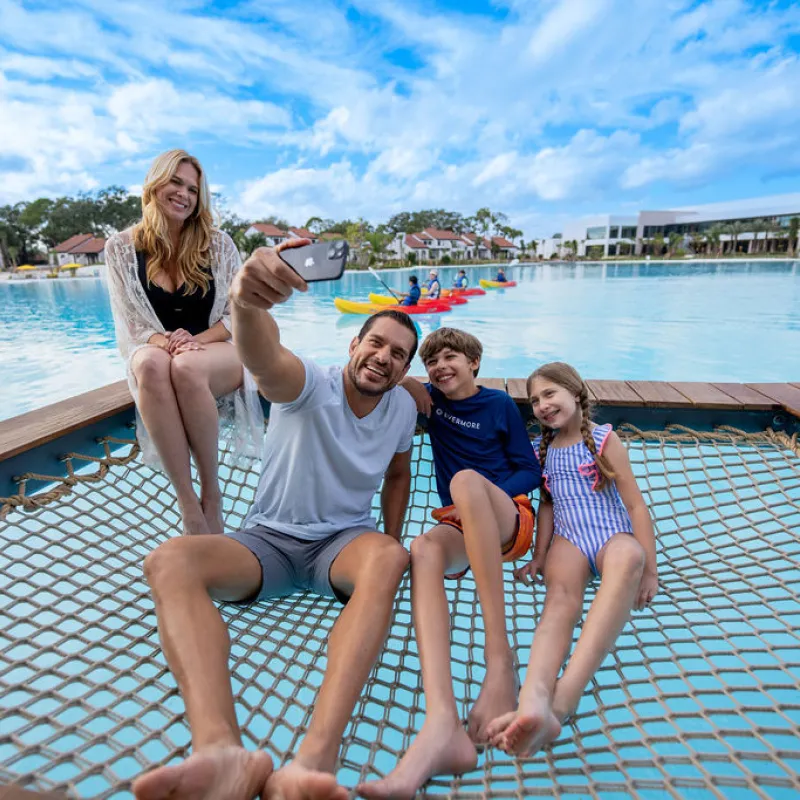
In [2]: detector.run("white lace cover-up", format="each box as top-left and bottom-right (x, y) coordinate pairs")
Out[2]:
(104, 228), (263, 468)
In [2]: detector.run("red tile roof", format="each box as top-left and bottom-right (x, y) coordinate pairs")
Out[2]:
(423, 227), (461, 240)
(492, 236), (516, 248)
(288, 227), (318, 240)
(71, 236), (106, 254)
(54, 234), (94, 253)
(405, 234), (428, 249)
(251, 223), (287, 237)
(413, 230), (434, 241)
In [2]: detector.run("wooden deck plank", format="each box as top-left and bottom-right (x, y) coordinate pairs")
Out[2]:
(506, 378), (528, 403)
(0, 381), (133, 463)
(669, 382), (742, 409)
(626, 381), (693, 408)
(746, 383), (800, 417)
(711, 383), (780, 410)
(587, 380), (645, 406)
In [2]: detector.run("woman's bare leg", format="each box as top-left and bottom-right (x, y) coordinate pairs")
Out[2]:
(131, 346), (208, 535)
(170, 343), (244, 534)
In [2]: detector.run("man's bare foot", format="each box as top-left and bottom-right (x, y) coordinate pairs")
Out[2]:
(486, 688), (561, 757)
(133, 745), (272, 800)
(356, 717), (477, 800)
(466, 660), (519, 744)
(265, 761), (348, 800)
(201, 494), (225, 535)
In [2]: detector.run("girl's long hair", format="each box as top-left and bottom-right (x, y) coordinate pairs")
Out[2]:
(133, 149), (214, 295)
(527, 362), (616, 494)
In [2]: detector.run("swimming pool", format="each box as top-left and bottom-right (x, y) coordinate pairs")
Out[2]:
(1, 260), (799, 421)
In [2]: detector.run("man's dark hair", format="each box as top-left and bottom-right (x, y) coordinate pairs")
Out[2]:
(357, 310), (419, 364)
(409, 275), (418, 285)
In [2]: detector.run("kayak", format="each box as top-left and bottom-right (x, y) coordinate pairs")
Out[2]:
(443, 287), (486, 297)
(368, 293), (466, 306)
(479, 279), (517, 288)
(334, 298), (451, 315)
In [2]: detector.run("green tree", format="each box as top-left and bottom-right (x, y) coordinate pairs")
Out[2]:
(364, 230), (390, 261)
(706, 225), (724, 257)
(788, 217), (799, 257)
(234, 231), (267, 258)
(652, 233), (665, 256)
(667, 232), (682, 257)
(724, 221), (746, 255)
(305, 216), (335, 234)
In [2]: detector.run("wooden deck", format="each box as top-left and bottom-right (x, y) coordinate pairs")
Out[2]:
(1, 378), (798, 466)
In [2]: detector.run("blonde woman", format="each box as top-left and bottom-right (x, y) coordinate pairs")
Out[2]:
(105, 149), (261, 536)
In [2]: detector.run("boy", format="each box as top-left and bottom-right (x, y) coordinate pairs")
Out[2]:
(358, 328), (541, 799)
(453, 269), (468, 289)
(399, 275), (421, 306)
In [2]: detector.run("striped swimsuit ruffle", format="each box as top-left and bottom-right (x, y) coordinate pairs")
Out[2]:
(534, 423), (633, 575)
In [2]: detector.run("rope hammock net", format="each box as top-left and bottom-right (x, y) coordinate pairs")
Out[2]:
(1, 423), (799, 799)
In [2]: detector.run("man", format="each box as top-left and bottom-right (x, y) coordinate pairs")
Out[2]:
(133, 240), (420, 800)
(399, 274), (421, 306)
(426, 270), (441, 299)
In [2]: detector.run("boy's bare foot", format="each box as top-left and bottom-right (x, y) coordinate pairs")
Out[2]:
(133, 745), (272, 799)
(486, 688), (561, 757)
(356, 717), (477, 799)
(466, 661), (519, 744)
(265, 761), (348, 800)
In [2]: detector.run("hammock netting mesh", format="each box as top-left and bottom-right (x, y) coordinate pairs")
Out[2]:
(1, 423), (799, 799)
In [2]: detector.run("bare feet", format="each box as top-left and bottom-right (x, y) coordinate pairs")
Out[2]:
(486, 688), (561, 757)
(201, 493), (225, 535)
(466, 660), (519, 744)
(265, 761), (348, 800)
(356, 717), (477, 800)
(133, 745), (273, 800)
(181, 501), (211, 536)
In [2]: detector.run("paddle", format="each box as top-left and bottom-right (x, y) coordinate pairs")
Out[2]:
(368, 266), (402, 300)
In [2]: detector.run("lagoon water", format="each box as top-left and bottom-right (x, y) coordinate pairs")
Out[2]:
(1, 260), (799, 421)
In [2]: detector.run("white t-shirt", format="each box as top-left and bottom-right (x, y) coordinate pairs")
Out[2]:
(245, 358), (417, 540)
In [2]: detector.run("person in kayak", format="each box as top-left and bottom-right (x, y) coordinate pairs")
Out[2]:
(399, 275), (422, 306)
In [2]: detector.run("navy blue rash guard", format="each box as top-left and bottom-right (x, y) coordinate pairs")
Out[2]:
(402, 284), (421, 306)
(422, 383), (542, 506)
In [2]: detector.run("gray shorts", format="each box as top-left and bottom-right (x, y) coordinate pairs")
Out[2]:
(226, 523), (376, 604)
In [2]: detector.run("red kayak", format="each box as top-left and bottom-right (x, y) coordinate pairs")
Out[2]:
(444, 287), (486, 297)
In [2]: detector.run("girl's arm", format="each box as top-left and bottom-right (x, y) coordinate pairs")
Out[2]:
(603, 432), (658, 609)
(514, 497), (553, 585)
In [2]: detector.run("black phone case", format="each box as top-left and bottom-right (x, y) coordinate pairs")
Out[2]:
(278, 240), (349, 282)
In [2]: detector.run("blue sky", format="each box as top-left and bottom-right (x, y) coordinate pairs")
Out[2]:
(1, 0), (800, 238)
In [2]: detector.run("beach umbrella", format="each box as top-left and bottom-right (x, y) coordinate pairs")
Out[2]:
(60, 262), (82, 270)
(15, 264), (37, 271)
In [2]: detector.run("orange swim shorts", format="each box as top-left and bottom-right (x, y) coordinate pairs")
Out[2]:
(431, 495), (535, 579)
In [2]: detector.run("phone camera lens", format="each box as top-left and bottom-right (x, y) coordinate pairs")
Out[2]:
(327, 243), (338, 259)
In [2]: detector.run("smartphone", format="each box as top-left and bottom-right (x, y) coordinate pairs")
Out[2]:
(278, 240), (349, 282)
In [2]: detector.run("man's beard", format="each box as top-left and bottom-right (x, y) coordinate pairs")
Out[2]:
(347, 359), (395, 397)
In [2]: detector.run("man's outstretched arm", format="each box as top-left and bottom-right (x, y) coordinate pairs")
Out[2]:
(230, 241), (310, 403)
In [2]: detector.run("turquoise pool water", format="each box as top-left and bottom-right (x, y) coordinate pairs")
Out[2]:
(1, 260), (799, 421)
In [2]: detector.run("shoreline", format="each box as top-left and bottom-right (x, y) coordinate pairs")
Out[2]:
(2, 257), (798, 283)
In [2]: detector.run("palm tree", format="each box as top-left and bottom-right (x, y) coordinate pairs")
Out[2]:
(707, 224), (725, 257)
(788, 217), (799, 258)
(690, 233), (705, 255)
(652, 233), (665, 256)
(749, 218), (768, 254)
(724, 221), (746, 255)
(667, 232), (682, 257)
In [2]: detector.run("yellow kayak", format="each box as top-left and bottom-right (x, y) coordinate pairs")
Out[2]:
(334, 298), (384, 314)
(479, 278), (517, 288)
(368, 293), (400, 306)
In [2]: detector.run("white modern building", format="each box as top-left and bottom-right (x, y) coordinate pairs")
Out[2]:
(536, 193), (800, 258)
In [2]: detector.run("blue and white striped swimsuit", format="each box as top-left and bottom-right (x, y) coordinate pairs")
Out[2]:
(533, 423), (633, 576)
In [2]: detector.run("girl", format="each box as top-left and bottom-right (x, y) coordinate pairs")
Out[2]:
(487, 361), (658, 756)
(106, 149), (261, 536)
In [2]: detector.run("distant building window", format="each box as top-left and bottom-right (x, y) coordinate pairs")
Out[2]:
(621, 226), (637, 239)
(586, 226), (607, 240)
(609, 226), (619, 239)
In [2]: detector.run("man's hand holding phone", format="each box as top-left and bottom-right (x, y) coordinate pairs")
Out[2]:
(230, 239), (310, 311)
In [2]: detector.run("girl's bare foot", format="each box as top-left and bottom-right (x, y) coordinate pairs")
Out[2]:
(133, 745), (272, 800)
(487, 688), (562, 757)
(357, 717), (477, 799)
(265, 761), (348, 800)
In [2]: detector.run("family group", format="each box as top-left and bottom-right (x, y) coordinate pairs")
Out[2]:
(106, 149), (658, 800)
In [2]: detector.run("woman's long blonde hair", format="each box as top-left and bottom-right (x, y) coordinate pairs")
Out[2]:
(527, 361), (616, 494)
(133, 149), (214, 295)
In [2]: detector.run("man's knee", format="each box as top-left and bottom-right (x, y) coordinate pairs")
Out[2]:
(144, 537), (204, 595)
(358, 538), (410, 590)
